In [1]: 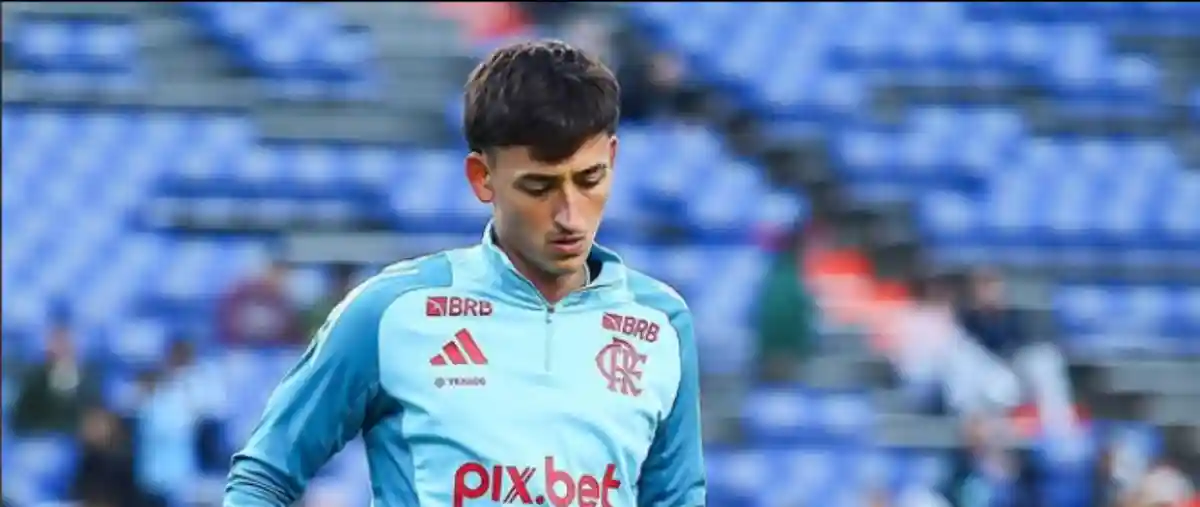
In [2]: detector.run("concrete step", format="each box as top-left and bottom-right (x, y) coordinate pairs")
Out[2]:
(871, 388), (918, 414)
(875, 413), (961, 449)
(139, 15), (214, 50)
(796, 355), (886, 390)
(252, 102), (447, 145)
(1, 70), (255, 108)
(1146, 395), (1200, 426)
(339, 2), (437, 21)
(143, 45), (231, 80)
(339, 2), (468, 57)
(3, 1), (150, 17)
(1100, 360), (1200, 396)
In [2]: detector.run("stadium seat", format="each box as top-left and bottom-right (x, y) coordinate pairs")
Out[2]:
(6, 17), (140, 92)
(10, 19), (137, 73)
(182, 2), (375, 99)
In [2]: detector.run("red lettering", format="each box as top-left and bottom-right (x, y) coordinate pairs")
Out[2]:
(633, 319), (649, 340)
(645, 323), (660, 343)
(545, 457), (575, 506)
(452, 462), (489, 507)
(577, 474), (600, 506)
(427, 296), (494, 318)
(621, 317), (637, 335)
(453, 458), (620, 507)
(602, 314), (661, 343)
(505, 466), (535, 503)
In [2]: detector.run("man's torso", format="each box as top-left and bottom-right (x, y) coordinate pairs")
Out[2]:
(358, 247), (685, 506)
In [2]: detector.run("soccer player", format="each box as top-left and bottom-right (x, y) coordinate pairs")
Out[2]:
(224, 40), (706, 506)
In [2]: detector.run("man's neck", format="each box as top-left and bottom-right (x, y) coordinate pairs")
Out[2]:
(493, 234), (586, 304)
(508, 252), (587, 304)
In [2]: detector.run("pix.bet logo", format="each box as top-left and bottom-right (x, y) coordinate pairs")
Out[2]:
(453, 457), (620, 507)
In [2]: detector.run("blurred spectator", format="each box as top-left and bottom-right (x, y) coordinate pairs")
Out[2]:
(434, 2), (530, 42)
(520, 2), (693, 122)
(215, 259), (304, 348)
(958, 269), (1077, 438)
(612, 30), (693, 122)
(753, 227), (819, 383)
(895, 275), (960, 413)
(71, 407), (139, 507)
(897, 275), (1020, 416)
(1131, 457), (1195, 507)
(865, 487), (893, 507)
(941, 415), (1037, 507)
(135, 340), (202, 507)
(957, 270), (1027, 359)
(1093, 444), (1134, 507)
(516, 2), (579, 28)
(10, 312), (104, 435)
(304, 263), (358, 339)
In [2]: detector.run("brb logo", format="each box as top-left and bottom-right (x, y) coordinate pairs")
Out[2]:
(427, 296), (494, 317)
(601, 313), (659, 343)
(595, 338), (646, 397)
(453, 457), (620, 507)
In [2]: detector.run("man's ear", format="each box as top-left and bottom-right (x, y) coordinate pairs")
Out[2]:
(609, 135), (618, 169)
(465, 152), (493, 203)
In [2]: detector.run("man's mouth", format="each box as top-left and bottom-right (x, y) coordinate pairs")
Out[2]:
(548, 236), (586, 255)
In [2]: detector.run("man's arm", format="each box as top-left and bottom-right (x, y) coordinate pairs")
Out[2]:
(225, 281), (391, 506)
(637, 308), (706, 507)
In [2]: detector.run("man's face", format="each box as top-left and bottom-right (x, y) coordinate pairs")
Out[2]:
(466, 134), (616, 278)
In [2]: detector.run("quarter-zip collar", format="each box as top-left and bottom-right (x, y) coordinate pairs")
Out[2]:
(474, 221), (627, 310)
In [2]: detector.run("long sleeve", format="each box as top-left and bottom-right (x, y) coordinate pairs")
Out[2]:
(637, 309), (706, 507)
(224, 281), (392, 507)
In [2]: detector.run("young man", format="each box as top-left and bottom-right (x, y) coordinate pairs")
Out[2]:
(224, 40), (706, 507)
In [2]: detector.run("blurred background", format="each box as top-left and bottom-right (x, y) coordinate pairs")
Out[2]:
(1, 2), (1198, 506)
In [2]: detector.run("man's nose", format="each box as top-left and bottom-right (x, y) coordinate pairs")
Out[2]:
(552, 187), (584, 231)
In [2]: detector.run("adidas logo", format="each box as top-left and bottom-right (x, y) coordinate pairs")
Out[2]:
(430, 329), (489, 366)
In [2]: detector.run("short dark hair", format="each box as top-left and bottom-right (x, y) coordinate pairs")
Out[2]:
(463, 39), (620, 163)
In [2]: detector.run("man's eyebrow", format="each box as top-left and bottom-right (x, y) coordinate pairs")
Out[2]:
(576, 163), (608, 174)
(514, 163), (608, 180)
(514, 172), (560, 182)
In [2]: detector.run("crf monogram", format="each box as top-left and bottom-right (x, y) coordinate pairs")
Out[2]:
(595, 338), (646, 397)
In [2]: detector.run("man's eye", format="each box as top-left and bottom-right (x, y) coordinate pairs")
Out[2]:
(522, 184), (552, 195)
(578, 170), (605, 186)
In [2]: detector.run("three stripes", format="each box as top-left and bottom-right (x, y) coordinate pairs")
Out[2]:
(429, 329), (489, 366)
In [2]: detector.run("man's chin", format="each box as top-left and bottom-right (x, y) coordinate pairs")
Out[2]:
(541, 254), (588, 277)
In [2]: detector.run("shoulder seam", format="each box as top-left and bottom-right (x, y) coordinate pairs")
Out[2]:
(352, 252), (455, 398)
(626, 272), (694, 426)
(625, 271), (691, 323)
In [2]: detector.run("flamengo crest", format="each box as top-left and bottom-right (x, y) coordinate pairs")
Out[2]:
(595, 337), (646, 397)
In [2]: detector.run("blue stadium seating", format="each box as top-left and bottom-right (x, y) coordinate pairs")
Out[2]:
(1, 109), (798, 500)
(1, 106), (802, 365)
(10, 19), (137, 73)
(183, 2), (376, 100)
(629, 2), (1200, 340)
(624, 3), (1195, 504)
(6, 17), (140, 92)
(1056, 284), (1200, 355)
(741, 387), (874, 446)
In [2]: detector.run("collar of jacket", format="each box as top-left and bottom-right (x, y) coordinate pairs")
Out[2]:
(470, 220), (628, 310)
